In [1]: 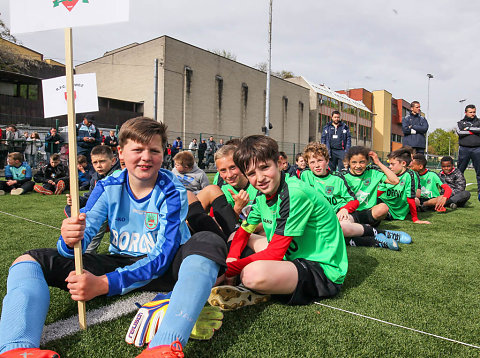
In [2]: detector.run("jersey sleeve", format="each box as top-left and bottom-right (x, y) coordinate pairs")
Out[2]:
(277, 187), (314, 237)
(246, 201), (262, 226)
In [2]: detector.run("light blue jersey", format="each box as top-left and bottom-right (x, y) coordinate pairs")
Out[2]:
(5, 162), (32, 180)
(57, 169), (191, 296)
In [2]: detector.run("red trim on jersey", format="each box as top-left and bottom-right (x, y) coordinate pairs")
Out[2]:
(340, 199), (359, 213)
(227, 226), (251, 260)
(441, 183), (452, 198)
(225, 233), (293, 277)
(407, 197), (418, 222)
(377, 190), (385, 197)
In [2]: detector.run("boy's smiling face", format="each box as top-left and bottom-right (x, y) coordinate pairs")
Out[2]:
(245, 159), (281, 196)
(119, 135), (163, 183)
(216, 154), (248, 189)
(441, 161), (454, 174)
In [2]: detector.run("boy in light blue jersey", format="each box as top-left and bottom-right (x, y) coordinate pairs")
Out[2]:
(0, 117), (226, 358)
(0, 152), (34, 195)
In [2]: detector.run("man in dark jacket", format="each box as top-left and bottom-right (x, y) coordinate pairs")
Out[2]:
(456, 104), (480, 201)
(44, 127), (64, 161)
(402, 101), (429, 154)
(321, 111), (351, 171)
(198, 139), (207, 168)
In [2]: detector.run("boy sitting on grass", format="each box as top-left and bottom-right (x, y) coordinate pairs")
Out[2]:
(410, 153), (453, 212)
(77, 154), (94, 191)
(377, 148), (430, 224)
(0, 152), (34, 196)
(209, 135), (348, 310)
(33, 153), (69, 195)
(438, 156), (470, 208)
(172, 150), (209, 194)
(0, 117), (227, 358)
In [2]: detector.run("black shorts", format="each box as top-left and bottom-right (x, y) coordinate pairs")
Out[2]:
(277, 259), (342, 306)
(27, 231), (227, 293)
(351, 209), (381, 227)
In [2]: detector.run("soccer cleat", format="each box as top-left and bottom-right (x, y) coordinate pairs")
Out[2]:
(136, 340), (184, 358)
(0, 190), (5, 195)
(0, 348), (60, 358)
(435, 206), (446, 213)
(375, 233), (399, 251)
(384, 230), (412, 244)
(10, 188), (24, 196)
(190, 306), (224, 340)
(54, 180), (65, 195)
(208, 285), (270, 311)
(449, 203), (457, 210)
(34, 185), (53, 195)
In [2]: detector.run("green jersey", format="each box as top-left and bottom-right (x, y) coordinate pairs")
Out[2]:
(378, 169), (417, 220)
(246, 174), (348, 284)
(418, 170), (443, 199)
(342, 166), (386, 211)
(214, 173), (258, 208)
(301, 170), (356, 213)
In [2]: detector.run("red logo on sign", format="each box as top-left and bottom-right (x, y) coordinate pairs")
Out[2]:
(64, 91), (77, 101)
(62, 0), (79, 12)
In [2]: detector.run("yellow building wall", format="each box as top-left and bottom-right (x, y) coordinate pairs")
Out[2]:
(0, 39), (43, 61)
(372, 90), (392, 155)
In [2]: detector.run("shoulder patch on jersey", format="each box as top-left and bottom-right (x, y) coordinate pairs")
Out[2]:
(325, 186), (334, 195)
(363, 178), (371, 186)
(145, 212), (159, 230)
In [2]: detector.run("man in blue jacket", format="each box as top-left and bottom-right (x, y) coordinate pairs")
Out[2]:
(77, 114), (101, 163)
(402, 101), (429, 154)
(321, 111), (351, 171)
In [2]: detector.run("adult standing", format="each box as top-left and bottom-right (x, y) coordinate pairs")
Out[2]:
(0, 127), (7, 169)
(188, 138), (198, 158)
(76, 114), (101, 163)
(172, 136), (183, 158)
(198, 139), (207, 168)
(104, 130), (118, 153)
(402, 101), (429, 154)
(321, 111), (351, 171)
(456, 104), (480, 201)
(5, 124), (22, 155)
(204, 136), (217, 169)
(25, 132), (42, 169)
(44, 128), (64, 161)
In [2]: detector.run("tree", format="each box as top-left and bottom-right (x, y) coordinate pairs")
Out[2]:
(254, 62), (295, 79)
(427, 128), (458, 156)
(0, 17), (18, 43)
(210, 49), (237, 61)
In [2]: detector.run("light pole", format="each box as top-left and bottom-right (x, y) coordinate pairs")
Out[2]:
(459, 99), (466, 118)
(426, 73), (433, 156)
(264, 0), (273, 136)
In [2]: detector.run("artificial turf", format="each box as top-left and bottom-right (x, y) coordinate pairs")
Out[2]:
(0, 171), (478, 357)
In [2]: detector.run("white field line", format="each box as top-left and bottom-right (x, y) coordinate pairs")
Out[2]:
(41, 291), (157, 345)
(0, 210), (61, 231)
(314, 302), (480, 350)
(465, 182), (474, 187)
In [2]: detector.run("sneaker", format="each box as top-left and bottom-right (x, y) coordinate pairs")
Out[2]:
(384, 230), (412, 244)
(375, 233), (399, 251)
(34, 185), (53, 195)
(435, 206), (446, 213)
(449, 203), (457, 210)
(54, 180), (65, 195)
(208, 285), (270, 311)
(10, 188), (24, 196)
(0, 190), (5, 196)
(136, 340), (184, 358)
(0, 348), (60, 358)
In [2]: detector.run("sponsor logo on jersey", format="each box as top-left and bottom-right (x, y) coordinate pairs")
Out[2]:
(145, 212), (159, 230)
(325, 186), (334, 195)
(111, 230), (156, 253)
(427, 179), (432, 185)
(400, 179), (405, 186)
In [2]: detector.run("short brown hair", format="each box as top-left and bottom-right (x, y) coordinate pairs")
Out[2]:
(388, 147), (413, 166)
(233, 135), (279, 174)
(91, 145), (114, 159)
(8, 152), (23, 162)
(77, 154), (87, 164)
(174, 151), (194, 168)
(50, 153), (60, 161)
(214, 144), (236, 162)
(412, 153), (427, 168)
(303, 142), (329, 162)
(118, 117), (167, 149)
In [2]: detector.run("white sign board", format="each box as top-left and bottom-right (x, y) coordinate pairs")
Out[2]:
(42, 73), (99, 118)
(10, 0), (129, 34)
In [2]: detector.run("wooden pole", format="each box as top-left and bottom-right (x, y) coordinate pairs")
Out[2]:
(65, 27), (87, 330)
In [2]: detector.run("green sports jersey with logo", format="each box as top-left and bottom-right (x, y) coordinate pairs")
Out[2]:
(214, 173), (259, 208)
(419, 170), (443, 199)
(301, 170), (356, 212)
(246, 174), (348, 284)
(342, 166), (386, 210)
(378, 169), (417, 220)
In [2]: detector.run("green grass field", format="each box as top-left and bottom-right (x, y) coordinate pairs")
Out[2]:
(0, 171), (479, 357)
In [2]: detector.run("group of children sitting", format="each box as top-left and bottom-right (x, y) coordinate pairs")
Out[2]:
(0, 116), (472, 358)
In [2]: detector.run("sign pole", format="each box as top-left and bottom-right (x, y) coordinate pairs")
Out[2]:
(65, 27), (87, 330)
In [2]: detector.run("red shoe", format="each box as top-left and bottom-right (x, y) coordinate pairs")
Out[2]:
(54, 180), (65, 195)
(0, 348), (60, 358)
(34, 185), (53, 195)
(137, 340), (184, 358)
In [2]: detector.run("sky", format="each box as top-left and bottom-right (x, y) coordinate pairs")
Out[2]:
(1, 0), (479, 131)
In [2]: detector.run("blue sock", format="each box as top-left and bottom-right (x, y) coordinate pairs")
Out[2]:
(149, 254), (219, 348)
(0, 261), (50, 353)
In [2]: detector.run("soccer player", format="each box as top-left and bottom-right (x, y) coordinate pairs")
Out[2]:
(410, 153), (453, 212)
(0, 117), (227, 357)
(378, 148), (431, 224)
(209, 135), (348, 310)
(439, 156), (471, 208)
(342, 146), (399, 226)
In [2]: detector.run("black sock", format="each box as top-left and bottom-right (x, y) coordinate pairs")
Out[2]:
(346, 236), (380, 247)
(211, 195), (239, 237)
(187, 201), (226, 240)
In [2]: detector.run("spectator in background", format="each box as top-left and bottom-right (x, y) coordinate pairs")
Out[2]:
(104, 130), (118, 153)
(402, 101), (429, 154)
(216, 139), (224, 150)
(59, 143), (69, 167)
(99, 130), (105, 144)
(162, 143), (173, 169)
(321, 111), (351, 171)
(0, 127), (8, 169)
(76, 114), (101, 163)
(189, 138), (198, 157)
(172, 136), (183, 158)
(172, 151), (209, 194)
(5, 124), (23, 155)
(77, 154), (94, 191)
(44, 127), (64, 161)
(25, 132), (42, 169)
(198, 139), (207, 168)
(205, 136), (217, 169)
